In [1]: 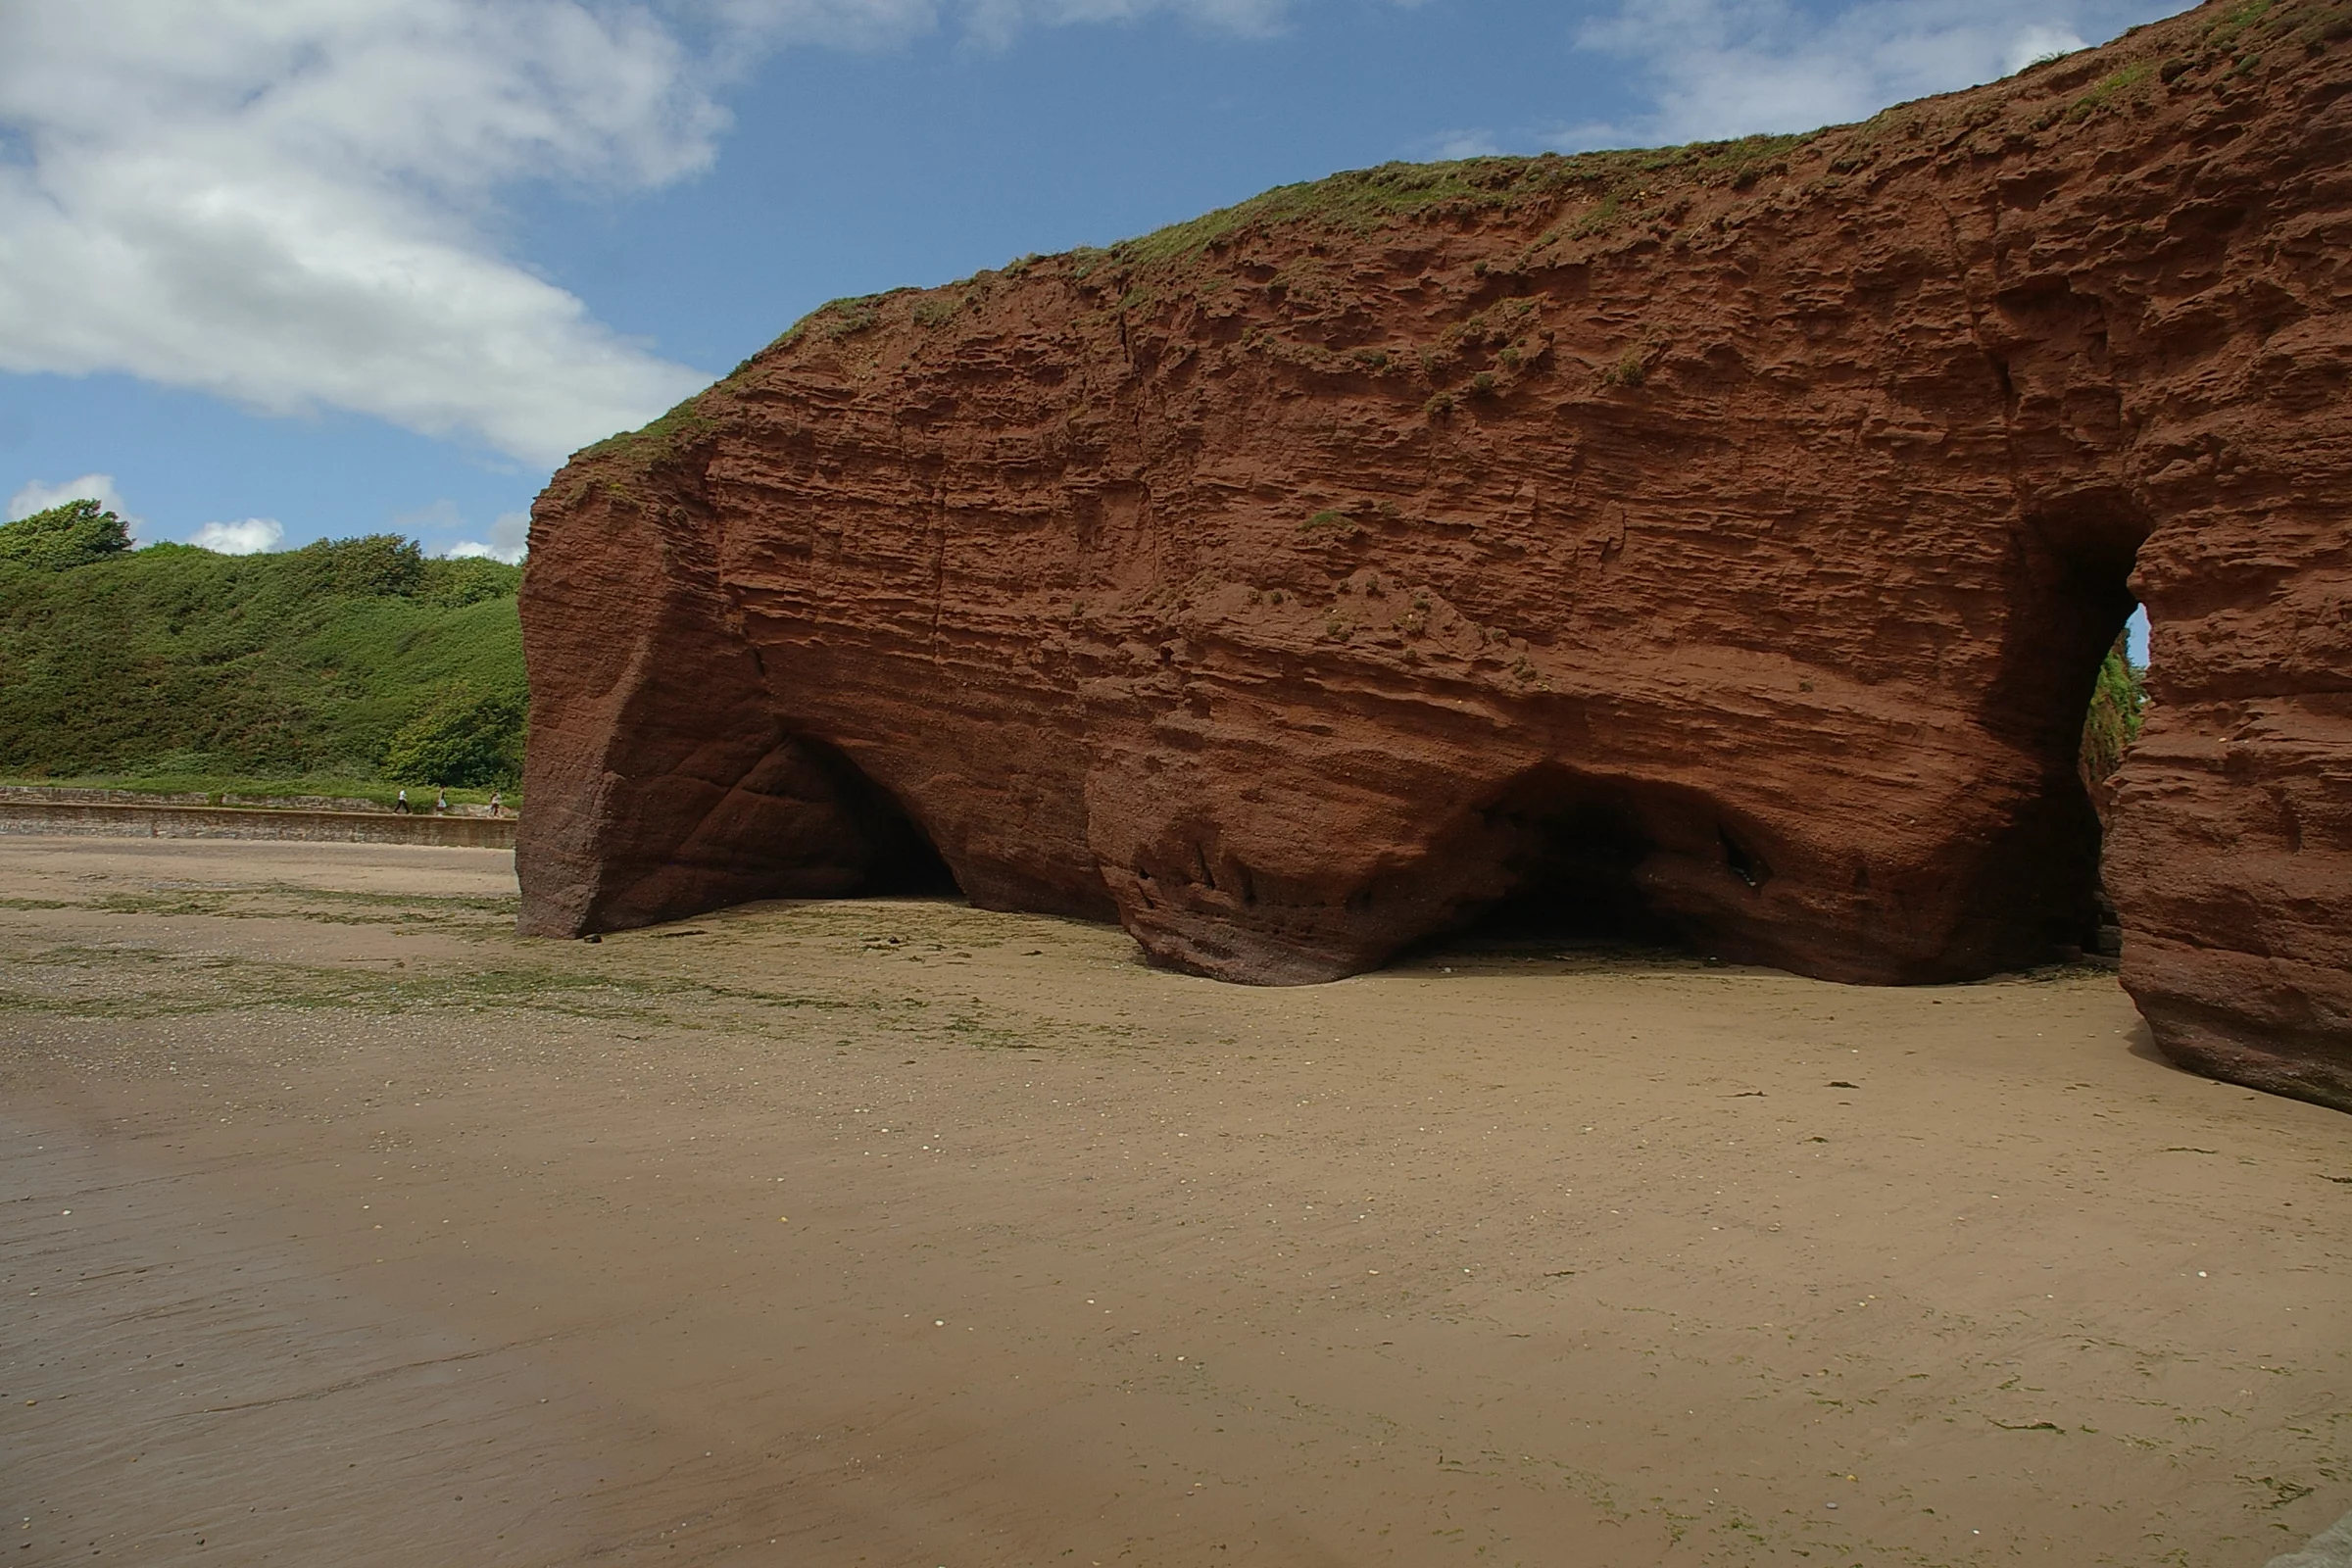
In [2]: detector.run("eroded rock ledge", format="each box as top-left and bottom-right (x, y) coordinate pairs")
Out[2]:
(520, 0), (2352, 1110)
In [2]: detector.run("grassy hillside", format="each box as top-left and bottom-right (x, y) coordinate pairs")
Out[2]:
(0, 503), (526, 789)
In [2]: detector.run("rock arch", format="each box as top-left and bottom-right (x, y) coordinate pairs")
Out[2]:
(519, 0), (2352, 1110)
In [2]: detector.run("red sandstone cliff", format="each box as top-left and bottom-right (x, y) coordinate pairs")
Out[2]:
(521, 0), (2352, 1109)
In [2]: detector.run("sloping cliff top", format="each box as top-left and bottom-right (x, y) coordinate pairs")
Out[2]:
(586, 0), (2347, 472)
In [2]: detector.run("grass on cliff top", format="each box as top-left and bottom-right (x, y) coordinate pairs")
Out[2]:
(717, 133), (1819, 371)
(603, 0), (2348, 465)
(1102, 136), (1817, 270)
(699, 0), (2352, 385)
(1090, 0), (2332, 276)
(0, 514), (527, 786)
(576, 398), (721, 464)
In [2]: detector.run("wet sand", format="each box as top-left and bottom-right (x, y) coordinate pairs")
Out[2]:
(3, 838), (2347, 1566)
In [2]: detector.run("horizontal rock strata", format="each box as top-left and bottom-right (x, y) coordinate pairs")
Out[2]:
(521, 0), (2352, 1109)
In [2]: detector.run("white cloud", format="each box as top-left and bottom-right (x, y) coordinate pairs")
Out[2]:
(188, 516), (286, 555)
(0, 3), (727, 467)
(0, 0), (2162, 487)
(0, 1), (1310, 469)
(11, 471), (128, 521)
(7, 472), (149, 541)
(1422, 128), (1504, 160)
(1558, 1), (2174, 150)
(444, 511), (532, 564)
(956, 0), (1292, 49)
(703, 0), (1299, 55)
(393, 497), (529, 562)
(2004, 24), (2090, 74)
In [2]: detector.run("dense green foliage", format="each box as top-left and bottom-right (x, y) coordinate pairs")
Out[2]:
(379, 680), (526, 787)
(2081, 641), (2148, 785)
(0, 519), (526, 785)
(0, 500), (135, 570)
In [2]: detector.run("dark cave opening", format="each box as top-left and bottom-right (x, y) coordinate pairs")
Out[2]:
(575, 730), (961, 938)
(1976, 490), (2154, 964)
(1446, 774), (1696, 956)
(793, 737), (962, 899)
(1439, 536), (2151, 978)
(2075, 610), (2149, 959)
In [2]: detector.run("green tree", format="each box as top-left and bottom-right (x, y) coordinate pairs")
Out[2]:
(2080, 636), (2147, 787)
(288, 533), (424, 598)
(417, 555), (522, 608)
(0, 499), (134, 570)
(380, 680), (526, 787)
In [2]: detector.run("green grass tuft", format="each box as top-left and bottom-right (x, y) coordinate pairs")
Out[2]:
(579, 397), (719, 464)
(2067, 61), (2156, 119)
(1600, 350), (1649, 389)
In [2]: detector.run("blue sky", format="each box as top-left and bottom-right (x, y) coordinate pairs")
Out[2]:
(2, 0), (2180, 619)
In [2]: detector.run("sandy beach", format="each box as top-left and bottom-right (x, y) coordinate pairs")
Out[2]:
(2, 836), (2347, 1566)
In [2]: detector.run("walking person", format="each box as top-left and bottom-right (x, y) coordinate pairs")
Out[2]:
(394, 787), (410, 814)
(487, 789), (503, 818)
(434, 787), (449, 815)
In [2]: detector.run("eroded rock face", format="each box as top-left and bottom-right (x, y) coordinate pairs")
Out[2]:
(521, 0), (2352, 1109)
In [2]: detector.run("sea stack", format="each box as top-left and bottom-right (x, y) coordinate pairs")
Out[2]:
(520, 0), (2352, 1110)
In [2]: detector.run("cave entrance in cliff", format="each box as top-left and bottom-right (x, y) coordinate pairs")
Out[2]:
(798, 738), (961, 899)
(1990, 491), (2153, 963)
(2067, 598), (2149, 961)
(1450, 771), (1691, 956)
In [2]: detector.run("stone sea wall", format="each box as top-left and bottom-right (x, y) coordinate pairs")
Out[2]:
(0, 801), (515, 850)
